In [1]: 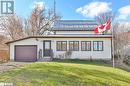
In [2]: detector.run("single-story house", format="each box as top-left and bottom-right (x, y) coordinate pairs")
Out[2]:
(6, 20), (112, 62)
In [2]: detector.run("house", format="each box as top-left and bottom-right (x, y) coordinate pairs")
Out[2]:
(6, 20), (112, 62)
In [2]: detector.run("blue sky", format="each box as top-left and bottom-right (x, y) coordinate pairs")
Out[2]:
(15, 0), (130, 21)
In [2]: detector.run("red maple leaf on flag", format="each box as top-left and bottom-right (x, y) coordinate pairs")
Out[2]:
(94, 19), (111, 33)
(99, 24), (105, 29)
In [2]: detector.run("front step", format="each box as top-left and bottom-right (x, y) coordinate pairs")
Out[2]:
(38, 57), (52, 62)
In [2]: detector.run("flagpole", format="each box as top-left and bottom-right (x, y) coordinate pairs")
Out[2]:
(112, 22), (115, 68)
(54, 0), (56, 16)
(94, 18), (115, 67)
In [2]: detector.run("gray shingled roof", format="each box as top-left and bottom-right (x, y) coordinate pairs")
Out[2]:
(53, 20), (97, 31)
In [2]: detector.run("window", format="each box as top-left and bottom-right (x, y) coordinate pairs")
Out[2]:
(57, 41), (67, 51)
(93, 41), (103, 51)
(69, 41), (79, 51)
(81, 41), (91, 51)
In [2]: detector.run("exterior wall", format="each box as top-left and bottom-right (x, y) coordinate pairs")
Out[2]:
(10, 37), (112, 61)
(10, 38), (43, 61)
(48, 38), (112, 60)
(55, 31), (94, 35)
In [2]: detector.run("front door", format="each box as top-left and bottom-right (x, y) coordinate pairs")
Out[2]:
(43, 40), (51, 56)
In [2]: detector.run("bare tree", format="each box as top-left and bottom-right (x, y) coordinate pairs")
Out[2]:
(0, 34), (9, 50)
(113, 22), (130, 64)
(0, 15), (25, 40)
(95, 12), (114, 24)
(25, 6), (60, 36)
(0, 35), (5, 44)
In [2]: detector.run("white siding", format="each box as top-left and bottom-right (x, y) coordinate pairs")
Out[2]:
(49, 38), (111, 60)
(10, 38), (43, 60)
(10, 37), (112, 60)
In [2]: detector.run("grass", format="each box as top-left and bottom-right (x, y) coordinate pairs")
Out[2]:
(0, 60), (130, 86)
(53, 59), (112, 66)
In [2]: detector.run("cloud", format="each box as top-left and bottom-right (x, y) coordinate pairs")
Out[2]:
(76, 2), (112, 18)
(31, 1), (45, 10)
(118, 5), (130, 20)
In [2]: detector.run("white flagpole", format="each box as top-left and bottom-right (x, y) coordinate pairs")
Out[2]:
(112, 22), (115, 68)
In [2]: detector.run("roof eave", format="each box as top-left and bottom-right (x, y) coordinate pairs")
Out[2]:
(6, 35), (112, 44)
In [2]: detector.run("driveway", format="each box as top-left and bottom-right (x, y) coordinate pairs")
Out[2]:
(0, 62), (31, 73)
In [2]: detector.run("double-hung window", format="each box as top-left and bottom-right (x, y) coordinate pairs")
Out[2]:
(81, 41), (91, 51)
(69, 41), (79, 51)
(93, 41), (103, 51)
(56, 41), (67, 51)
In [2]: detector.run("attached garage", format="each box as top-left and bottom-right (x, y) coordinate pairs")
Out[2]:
(15, 45), (37, 62)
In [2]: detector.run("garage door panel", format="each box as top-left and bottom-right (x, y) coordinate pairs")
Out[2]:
(15, 45), (37, 62)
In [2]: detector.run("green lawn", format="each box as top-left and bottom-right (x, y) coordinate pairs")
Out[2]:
(0, 60), (130, 86)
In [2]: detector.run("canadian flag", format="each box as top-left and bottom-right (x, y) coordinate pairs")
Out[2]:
(105, 19), (111, 30)
(94, 20), (111, 33)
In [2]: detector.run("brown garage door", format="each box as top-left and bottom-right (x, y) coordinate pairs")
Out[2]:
(15, 45), (37, 62)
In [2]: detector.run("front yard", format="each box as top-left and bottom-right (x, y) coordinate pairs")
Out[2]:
(0, 60), (130, 86)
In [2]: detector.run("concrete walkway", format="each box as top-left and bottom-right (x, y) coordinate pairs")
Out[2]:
(0, 62), (30, 73)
